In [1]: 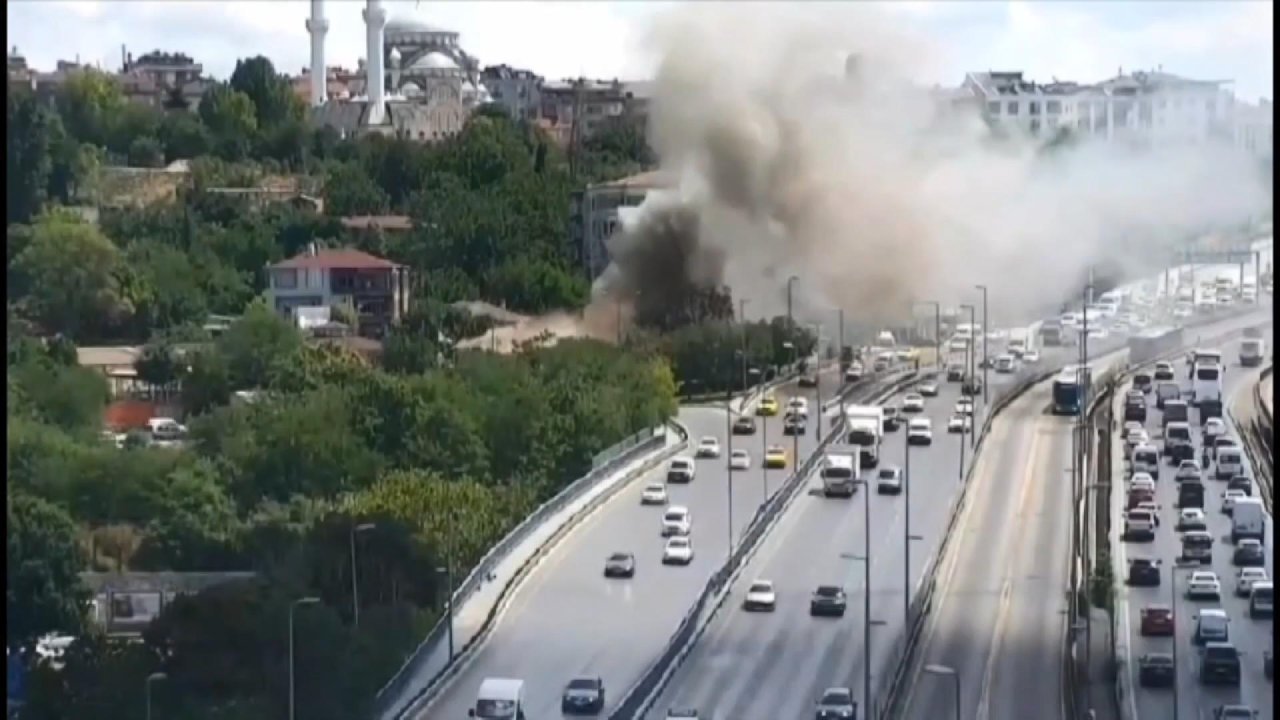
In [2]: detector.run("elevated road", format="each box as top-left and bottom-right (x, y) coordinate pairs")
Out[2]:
(421, 367), (848, 718)
(1116, 325), (1274, 720)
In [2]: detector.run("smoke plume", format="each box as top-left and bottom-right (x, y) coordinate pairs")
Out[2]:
(590, 2), (1270, 335)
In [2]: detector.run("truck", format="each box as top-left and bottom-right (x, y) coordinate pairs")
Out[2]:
(1040, 319), (1074, 347)
(1231, 497), (1266, 543)
(1240, 337), (1266, 367)
(1007, 328), (1030, 358)
(819, 453), (860, 498)
(471, 677), (526, 719)
(844, 404), (885, 469)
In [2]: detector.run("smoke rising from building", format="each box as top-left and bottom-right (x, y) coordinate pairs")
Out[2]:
(591, 2), (1270, 334)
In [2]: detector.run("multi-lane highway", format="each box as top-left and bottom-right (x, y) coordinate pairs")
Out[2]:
(1117, 326), (1275, 720)
(420, 367), (848, 717)
(646, 375), (1003, 718)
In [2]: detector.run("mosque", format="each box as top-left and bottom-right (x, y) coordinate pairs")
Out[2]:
(308, 0), (492, 141)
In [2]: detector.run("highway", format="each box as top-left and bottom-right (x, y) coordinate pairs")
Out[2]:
(645, 375), (1004, 718)
(1117, 325), (1275, 720)
(419, 366), (850, 718)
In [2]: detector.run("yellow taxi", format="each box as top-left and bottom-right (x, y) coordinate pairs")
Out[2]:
(756, 395), (780, 417)
(764, 444), (788, 468)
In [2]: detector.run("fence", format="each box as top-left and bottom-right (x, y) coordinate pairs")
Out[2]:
(610, 367), (923, 718)
(373, 421), (687, 720)
(1236, 364), (1274, 515)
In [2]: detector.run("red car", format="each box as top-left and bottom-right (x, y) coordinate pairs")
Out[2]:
(1141, 605), (1175, 636)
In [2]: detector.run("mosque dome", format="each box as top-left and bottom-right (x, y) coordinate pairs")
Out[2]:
(408, 51), (462, 73)
(400, 81), (423, 98)
(386, 17), (455, 36)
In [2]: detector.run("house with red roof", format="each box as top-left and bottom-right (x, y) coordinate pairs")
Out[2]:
(264, 244), (410, 338)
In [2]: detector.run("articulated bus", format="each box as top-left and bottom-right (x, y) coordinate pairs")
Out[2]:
(1051, 364), (1093, 415)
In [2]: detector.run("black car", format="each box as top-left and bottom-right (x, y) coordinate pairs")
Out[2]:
(810, 586), (847, 617)
(732, 416), (757, 435)
(1127, 558), (1161, 586)
(1138, 653), (1176, 687)
(1178, 482), (1205, 510)
(1124, 402), (1147, 423)
(561, 677), (605, 715)
(799, 374), (818, 388)
(882, 406), (901, 432)
(783, 416), (807, 436)
(961, 376), (983, 395)
(603, 552), (635, 578)
(946, 364), (965, 382)
(1201, 642), (1242, 685)
(1132, 373), (1153, 394)
(1227, 476), (1252, 496)
(1233, 542), (1266, 567)
(814, 687), (856, 720)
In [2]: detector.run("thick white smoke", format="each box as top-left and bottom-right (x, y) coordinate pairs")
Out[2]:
(593, 2), (1270, 333)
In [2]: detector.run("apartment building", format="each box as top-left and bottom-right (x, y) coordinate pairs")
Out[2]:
(569, 169), (673, 280)
(539, 78), (651, 148)
(480, 64), (543, 121)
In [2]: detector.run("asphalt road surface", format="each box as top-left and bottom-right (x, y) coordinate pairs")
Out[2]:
(1117, 325), (1275, 720)
(420, 367), (851, 718)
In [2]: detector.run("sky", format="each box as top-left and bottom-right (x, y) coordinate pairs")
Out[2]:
(5, 0), (1275, 103)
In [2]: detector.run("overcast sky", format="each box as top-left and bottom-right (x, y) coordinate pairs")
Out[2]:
(7, 0), (1274, 103)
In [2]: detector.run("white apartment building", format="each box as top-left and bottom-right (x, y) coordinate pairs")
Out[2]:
(960, 68), (1239, 149)
(1234, 99), (1274, 160)
(569, 169), (671, 280)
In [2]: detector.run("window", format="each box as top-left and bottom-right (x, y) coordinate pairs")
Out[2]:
(271, 268), (298, 289)
(1030, 118), (1041, 134)
(1045, 100), (1062, 114)
(1029, 101), (1040, 115)
(987, 101), (1001, 115)
(1007, 101), (1019, 115)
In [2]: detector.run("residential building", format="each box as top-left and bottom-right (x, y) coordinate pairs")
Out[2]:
(539, 78), (652, 148)
(480, 64), (543, 121)
(1234, 99), (1274, 160)
(960, 68), (1236, 147)
(569, 169), (672, 280)
(120, 50), (211, 111)
(264, 245), (410, 338)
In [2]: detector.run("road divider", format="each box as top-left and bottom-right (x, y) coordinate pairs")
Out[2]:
(375, 421), (690, 720)
(1234, 364), (1273, 516)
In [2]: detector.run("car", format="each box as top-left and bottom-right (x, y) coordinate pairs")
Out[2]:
(1187, 571), (1222, 600)
(1213, 706), (1258, 720)
(1212, 436), (1239, 457)
(1139, 605), (1174, 636)
(947, 414), (971, 433)
(946, 364), (965, 382)
(661, 506), (691, 537)
(882, 405), (902, 431)
(732, 416), (757, 435)
(695, 437), (721, 458)
(1122, 419), (1143, 435)
(961, 376), (983, 396)
(787, 397), (810, 419)
(1138, 652), (1176, 687)
(1200, 642), (1242, 685)
(1125, 427), (1150, 448)
(955, 399), (974, 416)
(1227, 475), (1252, 496)
(1235, 568), (1268, 597)
(1175, 460), (1202, 483)
(844, 363), (864, 382)
(876, 466), (903, 495)
(666, 710), (699, 719)
(1173, 305), (1194, 319)
(603, 551), (636, 579)
(1127, 558), (1161, 586)
(810, 585), (847, 617)
(1130, 472), (1155, 488)
(1154, 361), (1176, 380)
(742, 580), (777, 612)
(1204, 417), (1227, 441)
(1088, 327), (1109, 339)
(756, 396), (780, 416)
(783, 414), (808, 436)
(561, 676), (606, 715)
(901, 393), (925, 412)
(662, 536), (694, 565)
(729, 449), (751, 470)
(1233, 539), (1265, 567)
(1221, 489), (1246, 515)
(798, 373), (818, 388)
(1022, 349), (1041, 363)
(918, 380), (940, 397)
(994, 353), (1017, 374)
(907, 418), (933, 446)
(814, 687), (856, 720)
(764, 445), (788, 469)
(1177, 508), (1207, 531)
(667, 457), (696, 484)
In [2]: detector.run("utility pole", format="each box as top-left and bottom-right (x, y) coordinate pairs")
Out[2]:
(568, 77), (584, 182)
(740, 299), (750, 390)
(976, 285), (989, 406)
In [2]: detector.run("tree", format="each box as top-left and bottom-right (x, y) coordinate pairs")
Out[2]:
(198, 84), (258, 154)
(7, 90), (53, 224)
(323, 163), (390, 217)
(157, 111), (212, 161)
(7, 491), (90, 651)
(10, 213), (130, 340)
(127, 136), (166, 168)
(134, 342), (186, 388)
(54, 68), (126, 147)
(8, 356), (111, 432)
(216, 302), (304, 390)
(229, 56), (303, 129)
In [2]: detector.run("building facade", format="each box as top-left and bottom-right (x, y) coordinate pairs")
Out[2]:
(264, 246), (410, 338)
(1234, 99), (1274, 160)
(480, 64), (543, 121)
(569, 170), (670, 280)
(539, 78), (651, 148)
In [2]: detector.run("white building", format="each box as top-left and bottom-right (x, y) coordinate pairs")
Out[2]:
(1233, 99), (1274, 160)
(960, 68), (1238, 148)
(569, 170), (671, 280)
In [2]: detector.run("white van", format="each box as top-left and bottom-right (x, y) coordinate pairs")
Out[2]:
(1240, 338), (1266, 367)
(147, 417), (187, 441)
(1231, 497), (1266, 543)
(1192, 362), (1224, 405)
(820, 454), (859, 498)
(1131, 444), (1160, 476)
(471, 677), (525, 719)
(1249, 582), (1274, 618)
(1215, 447), (1244, 480)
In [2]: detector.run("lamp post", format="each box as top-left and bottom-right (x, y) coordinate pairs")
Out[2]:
(145, 672), (167, 720)
(903, 428), (924, 625)
(727, 348), (737, 559)
(811, 322), (824, 439)
(437, 565), (455, 660)
(350, 522), (375, 628)
(838, 308), (847, 422)
(289, 597), (321, 720)
(975, 284), (989, 406)
(739, 299), (750, 391)
(783, 340), (799, 464)
(960, 303), (976, 450)
(922, 664), (961, 720)
(840, 475), (874, 717)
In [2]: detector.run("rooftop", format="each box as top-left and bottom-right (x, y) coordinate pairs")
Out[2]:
(592, 169), (673, 191)
(271, 247), (403, 271)
(340, 215), (414, 231)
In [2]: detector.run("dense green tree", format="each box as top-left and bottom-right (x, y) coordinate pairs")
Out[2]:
(7, 90), (53, 224)
(323, 162), (390, 217)
(134, 342), (187, 388)
(127, 135), (166, 168)
(157, 111), (213, 161)
(7, 491), (91, 650)
(8, 357), (110, 432)
(53, 68), (126, 147)
(198, 84), (258, 158)
(229, 56), (303, 129)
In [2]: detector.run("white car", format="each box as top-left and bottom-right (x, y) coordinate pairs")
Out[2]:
(695, 437), (721, 459)
(729, 449), (751, 470)
(947, 414), (971, 433)
(1204, 417), (1227, 441)
(876, 466), (903, 494)
(662, 536), (695, 565)
(1123, 420), (1143, 435)
(1222, 489), (1246, 514)
(949, 339), (969, 352)
(1236, 568), (1269, 597)
(667, 457), (696, 483)
(1176, 508), (1207, 531)
(1186, 571), (1221, 600)
(1022, 349), (1041, 363)
(1174, 460), (1201, 483)
(955, 399), (974, 416)
(1087, 327), (1109, 340)
(742, 580), (777, 611)
(1125, 427), (1150, 449)
(661, 506), (691, 537)
(907, 418), (933, 446)
(787, 397), (810, 419)
(640, 483), (668, 505)
(844, 363), (864, 382)
(901, 393), (925, 412)
(918, 381), (940, 397)
(1130, 475), (1155, 493)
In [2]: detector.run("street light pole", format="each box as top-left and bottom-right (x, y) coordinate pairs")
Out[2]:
(726, 377), (735, 559)
(903, 429), (912, 625)
(350, 522), (375, 628)
(289, 597), (320, 720)
(863, 479), (872, 719)
(923, 664), (961, 720)
(975, 284), (989, 406)
(739, 299), (750, 390)
(145, 672), (167, 720)
(839, 308), (847, 421)
(960, 303), (976, 450)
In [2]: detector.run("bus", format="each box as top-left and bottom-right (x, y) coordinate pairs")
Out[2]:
(1051, 364), (1092, 415)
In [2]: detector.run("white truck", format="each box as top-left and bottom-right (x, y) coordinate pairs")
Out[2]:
(819, 453), (860, 498)
(844, 404), (885, 469)
(1007, 328), (1033, 358)
(1241, 337), (1266, 367)
(471, 677), (526, 719)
